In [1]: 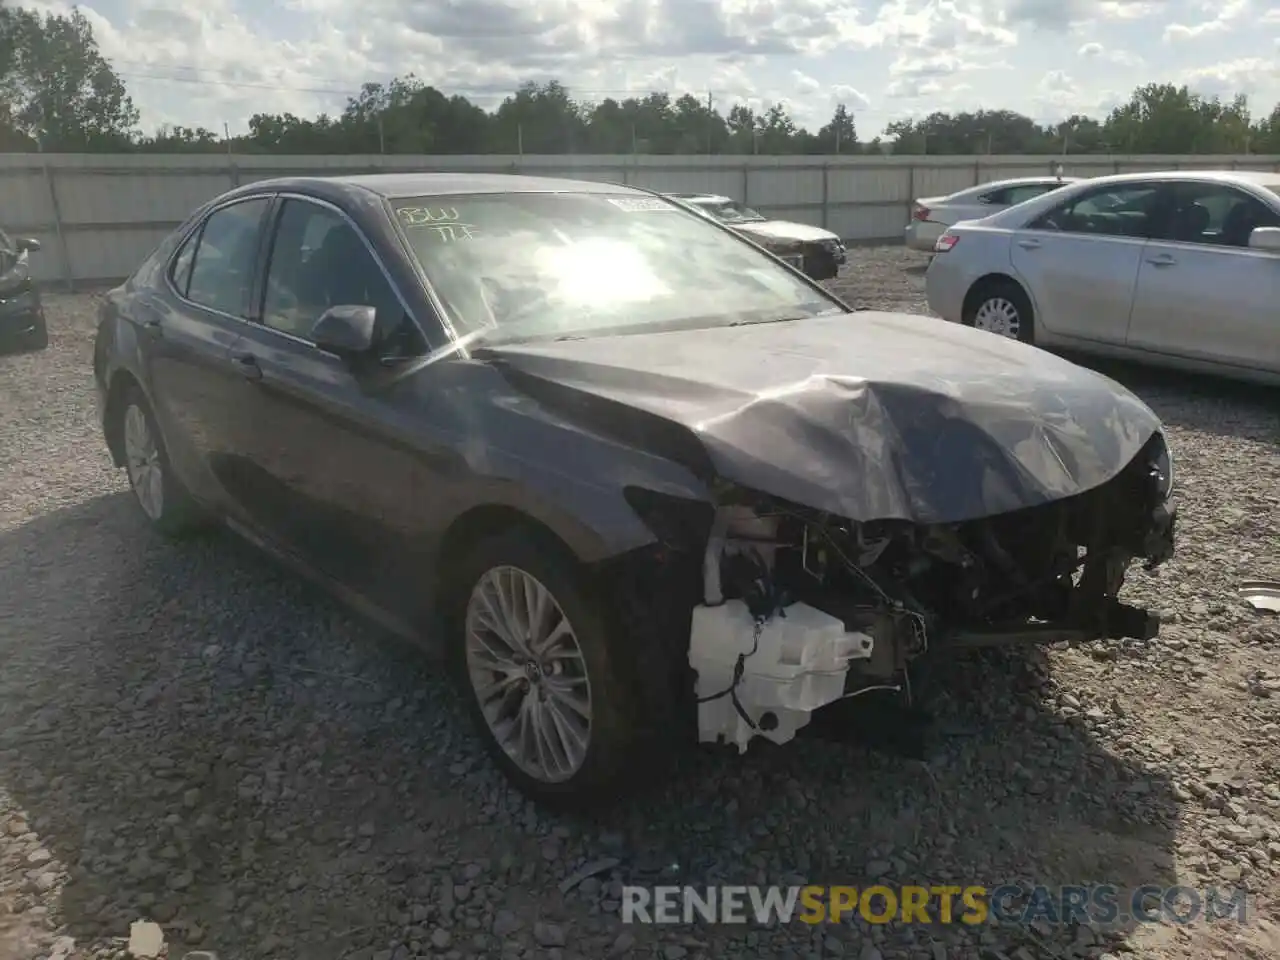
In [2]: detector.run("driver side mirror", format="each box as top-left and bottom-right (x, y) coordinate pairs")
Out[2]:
(311, 304), (378, 364)
(16, 237), (41, 254)
(1248, 227), (1280, 254)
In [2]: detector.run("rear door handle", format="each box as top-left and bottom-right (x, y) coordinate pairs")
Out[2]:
(1145, 254), (1176, 267)
(232, 352), (263, 381)
(1016, 238), (1041, 249)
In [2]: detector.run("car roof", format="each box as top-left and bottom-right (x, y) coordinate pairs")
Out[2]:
(963, 176), (1080, 189)
(235, 172), (652, 200)
(960, 166), (1280, 232)
(939, 175), (1079, 196)
(666, 193), (733, 204)
(1054, 168), (1280, 190)
(922, 176), (1076, 203)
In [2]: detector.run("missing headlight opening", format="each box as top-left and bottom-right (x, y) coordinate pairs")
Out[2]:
(673, 431), (1176, 755)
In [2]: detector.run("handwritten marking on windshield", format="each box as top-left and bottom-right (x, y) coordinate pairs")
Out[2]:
(398, 207), (461, 226)
(397, 207), (479, 242)
(426, 223), (477, 243)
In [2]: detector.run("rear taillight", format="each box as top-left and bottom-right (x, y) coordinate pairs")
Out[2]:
(913, 205), (930, 221)
(934, 233), (959, 252)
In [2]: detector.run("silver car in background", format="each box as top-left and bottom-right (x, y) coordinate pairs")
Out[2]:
(664, 193), (847, 280)
(904, 176), (1080, 252)
(924, 170), (1280, 385)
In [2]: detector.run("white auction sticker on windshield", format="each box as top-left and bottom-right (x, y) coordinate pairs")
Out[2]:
(607, 197), (674, 212)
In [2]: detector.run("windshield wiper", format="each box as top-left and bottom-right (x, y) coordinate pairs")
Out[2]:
(727, 309), (842, 327)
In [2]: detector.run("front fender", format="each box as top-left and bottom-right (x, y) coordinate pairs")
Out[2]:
(447, 420), (711, 565)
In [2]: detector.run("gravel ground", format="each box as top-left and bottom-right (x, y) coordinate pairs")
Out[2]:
(2, 246), (1279, 960)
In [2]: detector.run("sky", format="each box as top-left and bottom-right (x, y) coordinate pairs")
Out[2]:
(18, 0), (1280, 139)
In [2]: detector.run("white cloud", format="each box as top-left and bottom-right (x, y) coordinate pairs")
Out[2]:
(1186, 57), (1280, 100)
(1094, 1), (1159, 20)
(1164, 20), (1226, 40)
(1076, 41), (1144, 65)
(1004, 0), (1159, 30)
(1165, 0), (1251, 42)
(12, 0), (1279, 140)
(791, 70), (822, 94)
(832, 84), (872, 110)
(1040, 70), (1074, 93)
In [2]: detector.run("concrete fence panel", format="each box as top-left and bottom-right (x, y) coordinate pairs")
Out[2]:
(3, 152), (1278, 287)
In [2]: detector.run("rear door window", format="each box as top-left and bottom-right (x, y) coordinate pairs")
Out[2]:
(988, 183), (1055, 206)
(169, 229), (199, 298)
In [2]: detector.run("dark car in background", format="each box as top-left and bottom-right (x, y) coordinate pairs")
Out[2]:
(94, 173), (1175, 806)
(664, 192), (847, 280)
(0, 228), (47, 352)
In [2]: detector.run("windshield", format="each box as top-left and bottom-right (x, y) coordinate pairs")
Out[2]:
(694, 200), (767, 224)
(391, 192), (841, 344)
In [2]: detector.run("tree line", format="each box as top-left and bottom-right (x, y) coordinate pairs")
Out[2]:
(4, 4), (1280, 156)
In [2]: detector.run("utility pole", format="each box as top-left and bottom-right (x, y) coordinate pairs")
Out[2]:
(706, 90), (714, 154)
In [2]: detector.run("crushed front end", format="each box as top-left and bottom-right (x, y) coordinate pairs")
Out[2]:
(626, 429), (1176, 754)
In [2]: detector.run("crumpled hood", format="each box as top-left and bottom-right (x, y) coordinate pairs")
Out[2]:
(480, 312), (1162, 525)
(734, 220), (841, 244)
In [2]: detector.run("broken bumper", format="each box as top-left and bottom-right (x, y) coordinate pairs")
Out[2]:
(947, 499), (1176, 650)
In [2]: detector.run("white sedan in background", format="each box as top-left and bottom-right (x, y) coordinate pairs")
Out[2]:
(904, 176), (1080, 252)
(924, 169), (1280, 384)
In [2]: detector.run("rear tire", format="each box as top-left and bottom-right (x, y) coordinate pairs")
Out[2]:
(26, 316), (48, 351)
(963, 279), (1035, 344)
(448, 528), (648, 808)
(117, 385), (208, 538)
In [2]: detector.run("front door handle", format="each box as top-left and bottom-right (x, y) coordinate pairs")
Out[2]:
(141, 318), (162, 336)
(232, 352), (262, 381)
(1016, 238), (1041, 250)
(1145, 254), (1176, 267)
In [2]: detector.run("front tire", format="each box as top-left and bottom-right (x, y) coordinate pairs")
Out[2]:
(449, 529), (644, 807)
(117, 385), (207, 537)
(963, 279), (1035, 344)
(25, 315), (48, 351)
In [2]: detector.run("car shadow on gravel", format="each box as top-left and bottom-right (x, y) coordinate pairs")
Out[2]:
(0, 492), (1181, 960)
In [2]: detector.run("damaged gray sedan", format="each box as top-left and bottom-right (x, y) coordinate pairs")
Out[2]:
(93, 173), (1177, 805)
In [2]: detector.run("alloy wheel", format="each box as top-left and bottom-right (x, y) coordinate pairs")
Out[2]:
(123, 404), (164, 520)
(973, 296), (1022, 339)
(464, 565), (593, 784)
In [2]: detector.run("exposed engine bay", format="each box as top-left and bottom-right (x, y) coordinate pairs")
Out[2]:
(685, 430), (1177, 752)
